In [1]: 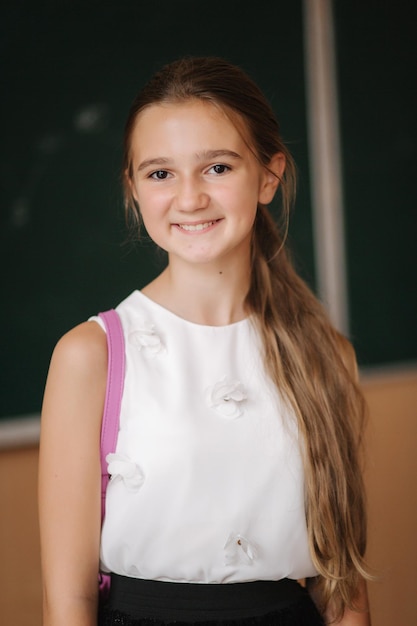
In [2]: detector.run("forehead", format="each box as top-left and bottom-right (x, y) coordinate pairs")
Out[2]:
(130, 100), (252, 155)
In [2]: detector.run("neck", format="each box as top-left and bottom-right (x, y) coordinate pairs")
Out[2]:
(142, 254), (252, 326)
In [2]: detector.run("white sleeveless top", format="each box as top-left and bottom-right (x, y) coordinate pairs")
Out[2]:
(92, 290), (317, 583)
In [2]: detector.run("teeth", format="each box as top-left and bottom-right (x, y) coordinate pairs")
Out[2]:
(178, 221), (215, 231)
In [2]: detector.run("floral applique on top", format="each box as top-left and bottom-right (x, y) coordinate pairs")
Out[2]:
(128, 320), (165, 356)
(205, 376), (247, 419)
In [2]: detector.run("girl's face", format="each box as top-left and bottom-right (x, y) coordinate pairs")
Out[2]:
(129, 100), (282, 269)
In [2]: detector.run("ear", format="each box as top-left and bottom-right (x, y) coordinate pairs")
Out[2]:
(258, 152), (286, 205)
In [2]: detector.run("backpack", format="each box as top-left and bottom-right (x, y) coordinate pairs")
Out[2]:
(97, 309), (125, 601)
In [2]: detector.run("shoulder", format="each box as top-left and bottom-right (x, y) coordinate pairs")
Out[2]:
(44, 321), (108, 414)
(51, 321), (107, 374)
(41, 321), (109, 452)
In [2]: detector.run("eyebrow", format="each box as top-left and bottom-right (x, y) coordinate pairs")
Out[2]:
(137, 149), (242, 172)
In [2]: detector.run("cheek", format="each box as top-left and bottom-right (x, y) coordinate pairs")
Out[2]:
(139, 213), (170, 252)
(135, 182), (171, 209)
(231, 184), (260, 219)
(139, 206), (161, 234)
(134, 187), (157, 219)
(137, 192), (171, 241)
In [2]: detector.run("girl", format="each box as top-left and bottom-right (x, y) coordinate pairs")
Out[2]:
(38, 56), (371, 626)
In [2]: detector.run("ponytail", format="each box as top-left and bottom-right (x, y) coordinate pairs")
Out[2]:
(246, 204), (370, 619)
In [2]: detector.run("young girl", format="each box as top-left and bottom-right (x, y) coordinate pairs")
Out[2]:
(38, 56), (371, 626)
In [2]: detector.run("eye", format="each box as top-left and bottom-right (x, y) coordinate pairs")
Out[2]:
(149, 170), (170, 180)
(208, 163), (230, 175)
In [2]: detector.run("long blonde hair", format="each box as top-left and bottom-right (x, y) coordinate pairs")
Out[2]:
(122, 56), (370, 618)
(249, 205), (369, 617)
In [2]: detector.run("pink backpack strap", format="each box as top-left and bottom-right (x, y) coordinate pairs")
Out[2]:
(98, 309), (125, 521)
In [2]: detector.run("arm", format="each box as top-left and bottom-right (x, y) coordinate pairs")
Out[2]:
(325, 579), (371, 625)
(38, 321), (107, 626)
(307, 577), (370, 626)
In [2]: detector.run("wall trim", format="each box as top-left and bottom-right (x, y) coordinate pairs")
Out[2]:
(0, 414), (40, 450)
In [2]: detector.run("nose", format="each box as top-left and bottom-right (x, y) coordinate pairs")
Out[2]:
(174, 176), (210, 213)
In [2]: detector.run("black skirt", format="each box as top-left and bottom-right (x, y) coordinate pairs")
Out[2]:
(98, 575), (324, 626)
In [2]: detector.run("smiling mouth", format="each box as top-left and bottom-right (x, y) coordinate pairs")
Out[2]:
(177, 220), (219, 232)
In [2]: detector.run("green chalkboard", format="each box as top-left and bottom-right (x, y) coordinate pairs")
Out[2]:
(3, 1), (415, 421)
(333, 1), (417, 365)
(0, 1), (313, 418)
